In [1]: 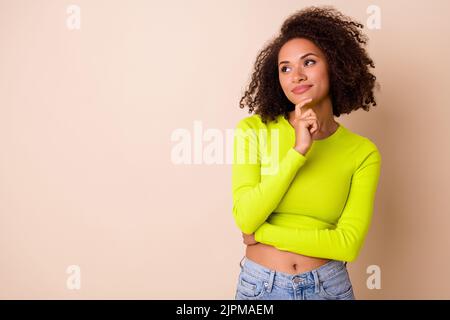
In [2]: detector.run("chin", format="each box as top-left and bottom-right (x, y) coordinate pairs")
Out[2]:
(294, 97), (315, 105)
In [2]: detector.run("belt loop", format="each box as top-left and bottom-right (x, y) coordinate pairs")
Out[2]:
(312, 270), (320, 294)
(239, 256), (245, 268)
(266, 270), (275, 293)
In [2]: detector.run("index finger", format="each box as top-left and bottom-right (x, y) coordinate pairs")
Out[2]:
(295, 98), (313, 118)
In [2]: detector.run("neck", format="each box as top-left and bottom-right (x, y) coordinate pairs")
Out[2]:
(288, 96), (338, 140)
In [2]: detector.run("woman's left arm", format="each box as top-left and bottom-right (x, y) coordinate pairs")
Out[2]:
(254, 148), (381, 262)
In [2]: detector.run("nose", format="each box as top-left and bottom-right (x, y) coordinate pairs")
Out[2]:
(293, 69), (307, 82)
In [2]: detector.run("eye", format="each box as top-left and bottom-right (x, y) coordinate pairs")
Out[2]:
(280, 60), (316, 73)
(305, 59), (316, 66)
(280, 66), (291, 73)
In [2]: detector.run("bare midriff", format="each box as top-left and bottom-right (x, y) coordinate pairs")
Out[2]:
(245, 242), (331, 275)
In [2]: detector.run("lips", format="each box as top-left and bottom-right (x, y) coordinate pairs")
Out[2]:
(291, 85), (313, 94)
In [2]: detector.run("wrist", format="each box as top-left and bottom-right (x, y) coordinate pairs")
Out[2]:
(293, 146), (307, 156)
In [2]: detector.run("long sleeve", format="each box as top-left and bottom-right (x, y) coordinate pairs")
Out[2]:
(231, 119), (307, 234)
(254, 147), (381, 262)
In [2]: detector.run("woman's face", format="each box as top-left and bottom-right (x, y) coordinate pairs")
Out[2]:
(278, 38), (330, 106)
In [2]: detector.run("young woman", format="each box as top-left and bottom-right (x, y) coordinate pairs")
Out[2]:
(232, 6), (381, 300)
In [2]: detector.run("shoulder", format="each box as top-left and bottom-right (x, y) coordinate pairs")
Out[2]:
(235, 114), (264, 129)
(355, 134), (379, 154)
(355, 136), (381, 170)
(342, 127), (382, 167)
(234, 115), (267, 138)
(343, 127), (380, 153)
(234, 114), (283, 130)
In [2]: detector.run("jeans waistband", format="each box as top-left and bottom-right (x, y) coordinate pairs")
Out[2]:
(239, 256), (348, 290)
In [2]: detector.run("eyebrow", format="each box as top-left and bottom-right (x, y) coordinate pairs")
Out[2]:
(278, 53), (318, 66)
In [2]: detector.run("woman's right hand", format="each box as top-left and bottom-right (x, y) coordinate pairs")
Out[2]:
(292, 97), (319, 155)
(242, 232), (258, 246)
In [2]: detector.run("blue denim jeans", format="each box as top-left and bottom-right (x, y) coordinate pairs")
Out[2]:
(235, 256), (355, 300)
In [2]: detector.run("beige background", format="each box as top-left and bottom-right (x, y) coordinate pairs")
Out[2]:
(1, 0), (449, 299)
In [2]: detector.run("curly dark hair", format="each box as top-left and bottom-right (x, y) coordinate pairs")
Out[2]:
(239, 6), (379, 124)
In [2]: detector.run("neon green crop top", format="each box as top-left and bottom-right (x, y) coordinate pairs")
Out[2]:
(231, 114), (381, 262)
